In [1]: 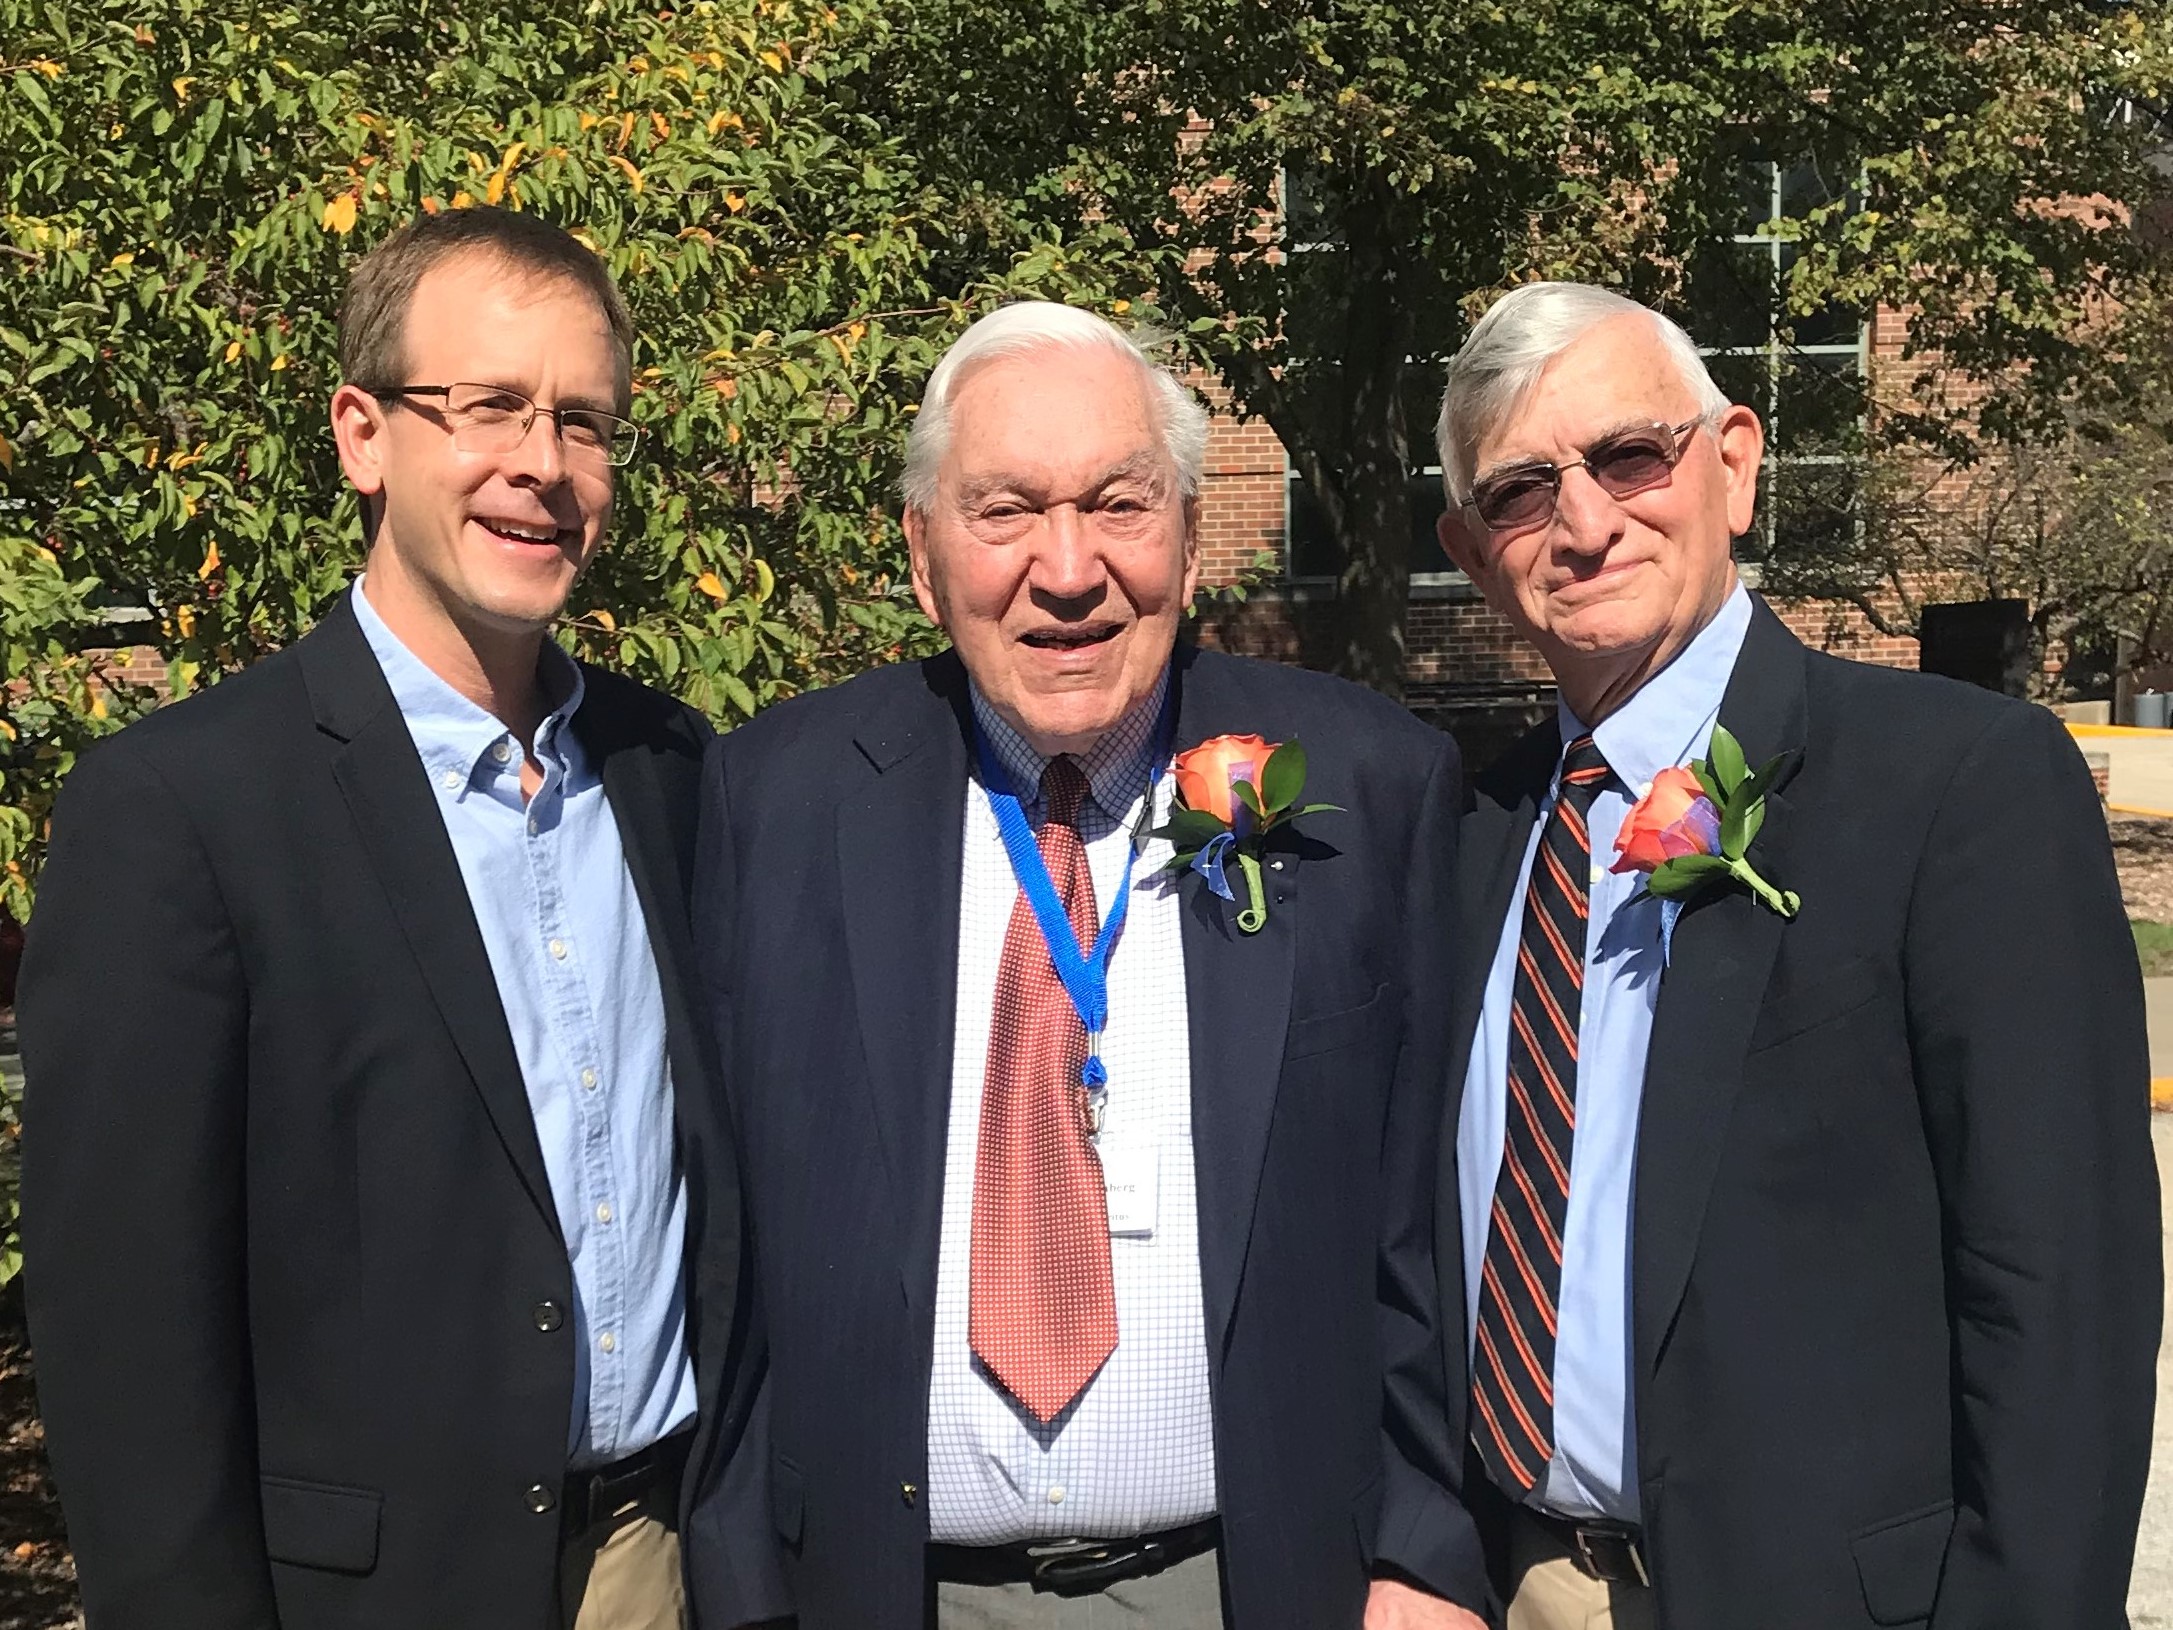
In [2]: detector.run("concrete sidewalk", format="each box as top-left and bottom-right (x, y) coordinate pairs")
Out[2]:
(2074, 726), (2173, 816)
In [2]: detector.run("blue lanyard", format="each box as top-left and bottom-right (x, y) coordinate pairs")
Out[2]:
(972, 693), (1174, 1099)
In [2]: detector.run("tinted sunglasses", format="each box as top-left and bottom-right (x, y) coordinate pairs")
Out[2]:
(1462, 416), (1706, 533)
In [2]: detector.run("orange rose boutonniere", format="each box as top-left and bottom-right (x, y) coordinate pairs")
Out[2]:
(1148, 734), (1339, 933)
(1610, 725), (1799, 923)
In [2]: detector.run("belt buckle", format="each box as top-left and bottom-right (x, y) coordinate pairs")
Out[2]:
(1026, 1537), (1155, 1596)
(1570, 1525), (1649, 1588)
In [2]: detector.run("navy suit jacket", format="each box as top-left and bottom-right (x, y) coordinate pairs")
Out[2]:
(686, 644), (1487, 1628)
(1444, 599), (2159, 1629)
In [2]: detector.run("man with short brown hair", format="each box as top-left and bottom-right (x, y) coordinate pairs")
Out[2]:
(22, 208), (747, 1629)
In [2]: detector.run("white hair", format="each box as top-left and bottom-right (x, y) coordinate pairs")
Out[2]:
(1435, 282), (1732, 501)
(900, 300), (1210, 514)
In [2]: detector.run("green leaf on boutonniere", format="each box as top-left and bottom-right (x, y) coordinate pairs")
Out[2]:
(1231, 777), (1267, 822)
(1282, 801), (1344, 819)
(1708, 724), (1748, 798)
(1150, 807), (1229, 849)
(1644, 852), (1733, 897)
(1690, 760), (1726, 807)
(1260, 740), (1307, 815)
(1720, 792), (1765, 861)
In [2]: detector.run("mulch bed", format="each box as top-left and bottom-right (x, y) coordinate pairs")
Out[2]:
(0, 1281), (75, 1630)
(2113, 815), (2173, 924)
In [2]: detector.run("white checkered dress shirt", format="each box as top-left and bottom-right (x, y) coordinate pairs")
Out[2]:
(925, 672), (1219, 1544)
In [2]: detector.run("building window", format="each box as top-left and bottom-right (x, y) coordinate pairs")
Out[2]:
(1684, 159), (1868, 562)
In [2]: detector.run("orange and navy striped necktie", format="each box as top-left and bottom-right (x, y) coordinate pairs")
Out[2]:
(1471, 734), (1612, 1497)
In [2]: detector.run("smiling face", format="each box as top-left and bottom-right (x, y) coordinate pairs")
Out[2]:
(331, 250), (623, 664)
(1437, 311), (1763, 722)
(906, 343), (1199, 756)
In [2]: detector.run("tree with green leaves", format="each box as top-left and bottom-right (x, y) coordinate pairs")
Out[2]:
(0, 0), (1124, 1283)
(869, 0), (2173, 695)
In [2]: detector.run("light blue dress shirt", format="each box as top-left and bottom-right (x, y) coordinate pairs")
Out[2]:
(353, 579), (696, 1468)
(1456, 583), (1752, 1522)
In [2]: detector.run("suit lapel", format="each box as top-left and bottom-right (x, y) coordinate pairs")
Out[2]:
(1171, 650), (1304, 1349)
(1631, 599), (1810, 1380)
(837, 656), (971, 1319)
(299, 596), (561, 1235)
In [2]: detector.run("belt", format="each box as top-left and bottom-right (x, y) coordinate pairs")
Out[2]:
(1523, 1505), (1649, 1587)
(561, 1430), (691, 1538)
(929, 1517), (1221, 1598)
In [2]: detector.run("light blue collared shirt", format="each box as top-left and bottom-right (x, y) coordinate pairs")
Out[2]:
(1456, 583), (1753, 1521)
(353, 579), (696, 1468)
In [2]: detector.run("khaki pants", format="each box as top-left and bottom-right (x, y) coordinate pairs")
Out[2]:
(558, 1483), (686, 1630)
(1504, 1508), (1656, 1630)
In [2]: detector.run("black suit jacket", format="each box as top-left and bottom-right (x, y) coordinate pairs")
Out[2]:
(18, 592), (749, 1629)
(685, 644), (1487, 1629)
(1444, 597), (2160, 1629)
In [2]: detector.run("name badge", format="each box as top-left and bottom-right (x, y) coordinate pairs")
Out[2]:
(1100, 1137), (1159, 1238)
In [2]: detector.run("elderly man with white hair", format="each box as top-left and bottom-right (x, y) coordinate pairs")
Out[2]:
(686, 301), (1490, 1629)
(1432, 281), (2158, 1629)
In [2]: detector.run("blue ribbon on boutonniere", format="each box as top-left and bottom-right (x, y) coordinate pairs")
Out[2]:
(1191, 830), (1238, 902)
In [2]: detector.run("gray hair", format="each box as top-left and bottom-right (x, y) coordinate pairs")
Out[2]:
(900, 300), (1210, 514)
(1436, 282), (1731, 501)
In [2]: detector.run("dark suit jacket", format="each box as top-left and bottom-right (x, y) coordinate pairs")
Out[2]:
(684, 644), (1487, 1629)
(1444, 597), (2160, 1630)
(18, 592), (750, 1629)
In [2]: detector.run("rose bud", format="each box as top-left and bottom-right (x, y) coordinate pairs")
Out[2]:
(1174, 733), (1277, 827)
(1610, 764), (1723, 875)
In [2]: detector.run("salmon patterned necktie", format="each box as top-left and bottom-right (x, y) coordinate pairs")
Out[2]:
(968, 755), (1120, 1423)
(1471, 734), (1612, 1496)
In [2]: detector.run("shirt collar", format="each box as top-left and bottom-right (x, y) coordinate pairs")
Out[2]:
(350, 574), (587, 797)
(968, 666), (1171, 822)
(1557, 581), (1754, 797)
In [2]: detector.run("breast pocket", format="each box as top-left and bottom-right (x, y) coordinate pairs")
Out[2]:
(1284, 983), (1392, 1063)
(1747, 955), (1886, 1054)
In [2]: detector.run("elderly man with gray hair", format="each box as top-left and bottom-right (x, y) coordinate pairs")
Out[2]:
(687, 301), (1490, 1628)
(1431, 281), (2158, 1629)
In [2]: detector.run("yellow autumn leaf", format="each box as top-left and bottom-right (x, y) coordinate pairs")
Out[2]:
(198, 540), (221, 579)
(420, 196), (441, 215)
(579, 111), (601, 130)
(724, 191), (746, 213)
(172, 76), (192, 102)
(30, 59), (62, 79)
(0, 719), (15, 742)
(592, 608), (616, 632)
(322, 192), (358, 234)
(610, 154), (645, 195)
(711, 376), (738, 399)
(616, 112), (637, 150)
(451, 190), (475, 209)
(175, 604), (197, 638)
(0, 429), (12, 472)
(485, 169), (508, 206)
(752, 557), (775, 602)
(109, 251), (135, 268)
(651, 112), (670, 142)
(269, 353), (289, 371)
(224, 338), (243, 363)
(89, 690), (107, 720)
(1113, 299), (1131, 315)
(759, 50), (784, 72)
(695, 570), (729, 602)
(726, 422), (742, 444)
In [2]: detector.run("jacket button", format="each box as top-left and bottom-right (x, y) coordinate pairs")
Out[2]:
(532, 1300), (564, 1332)
(901, 1482), (918, 1508)
(525, 1482), (556, 1514)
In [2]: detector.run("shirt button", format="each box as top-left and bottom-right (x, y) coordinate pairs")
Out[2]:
(527, 816), (539, 835)
(549, 938), (568, 961)
(1590, 863), (1605, 884)
(532, 1300), (564, 1332)
(1047, 1486), (1065, 1505)
(492, 739), (513, 764)
(524, 1482), (556, 1514)
(599, 1331), (617, 1354)
(440, 769), (462, 792)
(581, 1067), (599, 1091)
(595, 1202), (613, 1224)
